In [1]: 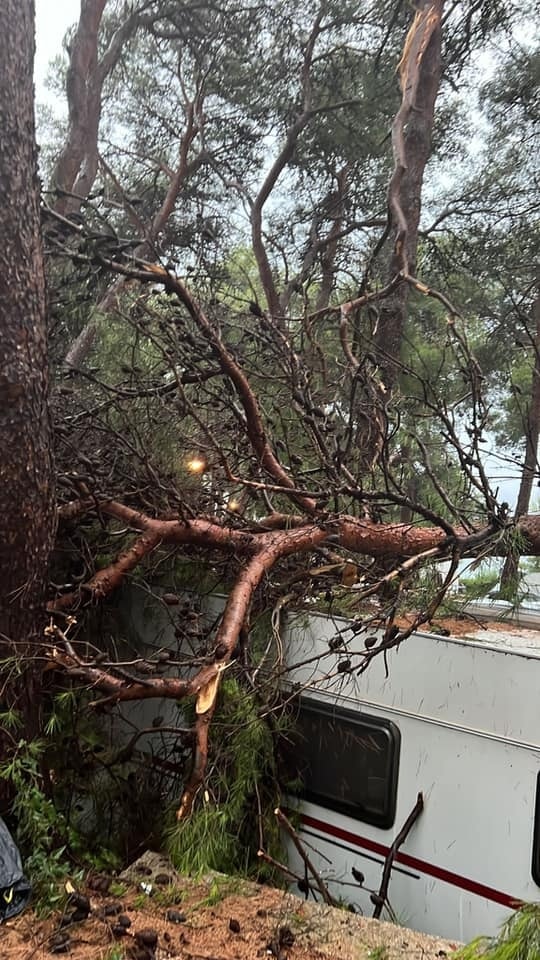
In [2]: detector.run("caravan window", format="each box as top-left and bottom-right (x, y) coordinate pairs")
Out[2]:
(288, 698), (400, 829)
(532, 772), (540, 886)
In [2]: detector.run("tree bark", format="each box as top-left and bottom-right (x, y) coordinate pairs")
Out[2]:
(375, 0), (444, 389)
(51, 0), (107, 215)
(51, 0), (140, 217)
(0, 0), (56, 737)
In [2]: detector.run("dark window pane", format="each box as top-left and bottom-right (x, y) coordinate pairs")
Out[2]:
(532, 772), (540, 886)
(288, 698), (400, 829)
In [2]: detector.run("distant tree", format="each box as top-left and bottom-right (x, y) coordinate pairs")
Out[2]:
(416, 28), (540, 592)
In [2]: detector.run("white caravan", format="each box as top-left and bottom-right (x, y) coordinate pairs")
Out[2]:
(282, 610), (540, 943)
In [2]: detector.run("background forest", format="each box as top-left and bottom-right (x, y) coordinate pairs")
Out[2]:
(0, 0), (539, 914)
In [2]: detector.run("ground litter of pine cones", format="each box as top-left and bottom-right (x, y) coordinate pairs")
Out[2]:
(0, 851), (458, 960)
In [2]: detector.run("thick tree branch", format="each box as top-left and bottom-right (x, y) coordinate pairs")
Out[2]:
(51, 496), (540, 618)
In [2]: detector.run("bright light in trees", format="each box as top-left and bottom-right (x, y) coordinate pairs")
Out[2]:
(186, 456), (206, 474)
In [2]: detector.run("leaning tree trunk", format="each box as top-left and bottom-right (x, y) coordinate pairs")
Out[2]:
(51, 0), (108, 216)
(374, 0), (444, 390)
(0, 0), (56, 741)
(51, 0), (141, 218)
(500, 290), (540, 596)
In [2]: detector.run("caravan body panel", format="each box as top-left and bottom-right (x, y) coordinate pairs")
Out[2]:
(284, 612), (540, 942)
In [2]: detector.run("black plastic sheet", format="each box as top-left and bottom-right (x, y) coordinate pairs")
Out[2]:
(0, 817), (31, 921)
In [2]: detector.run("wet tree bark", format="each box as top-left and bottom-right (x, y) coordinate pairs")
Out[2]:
(51, 0), (108, 216)
(0, 0), (56, 739)
(51, 0), (141, 218)
(375, 0), (444, 390)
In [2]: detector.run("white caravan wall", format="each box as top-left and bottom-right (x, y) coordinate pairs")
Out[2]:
(283, 611), (540, 942)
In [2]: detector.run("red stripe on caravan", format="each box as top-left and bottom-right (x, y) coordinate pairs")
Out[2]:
(300, 813), (520, 909)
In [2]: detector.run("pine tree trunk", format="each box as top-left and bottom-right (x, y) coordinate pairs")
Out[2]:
(51, 0), (107, 216)
(375, 0), (444, 390)
(0, 0), (56, 741)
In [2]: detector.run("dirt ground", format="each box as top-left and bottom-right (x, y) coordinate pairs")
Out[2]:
(1, 853), (458, 960)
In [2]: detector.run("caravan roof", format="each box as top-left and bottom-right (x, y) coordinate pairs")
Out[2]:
(289, 601), (540, 661)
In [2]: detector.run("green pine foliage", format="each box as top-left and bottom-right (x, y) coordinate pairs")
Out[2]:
(166, 678), (284, 879)
(455, 904), (540, 960)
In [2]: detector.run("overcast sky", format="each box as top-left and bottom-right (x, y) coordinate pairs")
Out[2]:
(35, 0), (77, 100)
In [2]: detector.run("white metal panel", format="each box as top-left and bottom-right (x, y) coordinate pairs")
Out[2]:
(284, 611), (540, 941)
(288, 707), (540, 941)
(284, 612), (540, 744)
